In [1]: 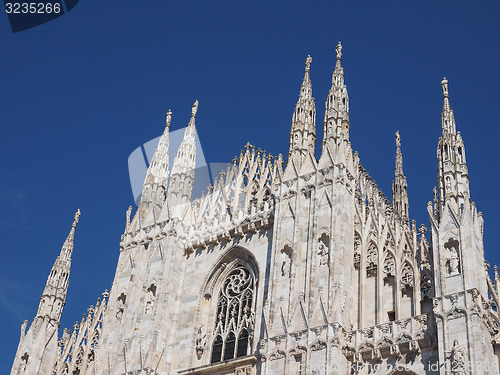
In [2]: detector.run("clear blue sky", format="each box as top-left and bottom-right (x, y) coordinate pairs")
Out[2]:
(1, 1), (499, 371)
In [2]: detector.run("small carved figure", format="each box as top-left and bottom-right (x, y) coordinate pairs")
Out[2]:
(280, 251), (291, 277)
(195, 324), (206, 359)
(317, 237), (329, 266)
(450, 339), (466, 374)
(305, 55), (312, 71)
(191, 100), (199, 118)
(145, 286), (156, 315)
(116, 294), (126, 321)
(447, 245), (460, 275)
(20, 353), (28, 371)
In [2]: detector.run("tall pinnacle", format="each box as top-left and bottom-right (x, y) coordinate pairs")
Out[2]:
(322, 41), (350, 152)
(392, 131), (409, 221)
(38, 209), (81, 321)
(288, 55), (316, 166)
(436, 78), (469, 214)
(147, 109), (172, 183)
(440, 77), (456, 135)
(167, 101), (199, 216)
(138, 108), (173, 217)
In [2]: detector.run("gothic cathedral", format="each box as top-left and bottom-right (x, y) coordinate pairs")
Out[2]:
(11, 43), (500, 374)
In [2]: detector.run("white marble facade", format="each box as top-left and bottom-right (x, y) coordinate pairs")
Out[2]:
(11, 43), (500, 375)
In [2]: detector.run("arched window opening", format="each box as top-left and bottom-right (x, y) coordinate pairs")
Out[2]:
(224, 332), (236, 361)
(211, 266), (255, 363)
(237, 329), (249, 357)
(211, 335), (223, 363)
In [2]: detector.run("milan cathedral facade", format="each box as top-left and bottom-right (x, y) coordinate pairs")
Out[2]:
(11, 43), (500, 374)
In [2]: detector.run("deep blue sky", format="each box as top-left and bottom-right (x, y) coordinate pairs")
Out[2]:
(1, 1), (499, 371)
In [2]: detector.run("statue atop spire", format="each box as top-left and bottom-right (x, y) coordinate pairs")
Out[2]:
(191, 100), (199, 119)
(395, 130), (401, 148)
(336, 41), (342, 60)
(166, 109), (172, 128)
(305, 55), (312, 72)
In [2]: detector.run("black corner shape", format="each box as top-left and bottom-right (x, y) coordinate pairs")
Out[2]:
(4, 0), (80, 33)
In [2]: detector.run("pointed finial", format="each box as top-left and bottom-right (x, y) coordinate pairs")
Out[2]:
(166, 109), (172, 128)
(191, 100), (199, 118)
(336, 41), (342, 60)
(305, 55), (312, 72)
(395, 130), (401, 148)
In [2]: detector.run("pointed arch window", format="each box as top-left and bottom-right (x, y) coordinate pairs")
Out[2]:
(211, 266), (255, 363)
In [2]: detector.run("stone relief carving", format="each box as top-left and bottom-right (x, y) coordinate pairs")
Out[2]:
(401, 264), (413, 290)
(383, 255), (395, 279)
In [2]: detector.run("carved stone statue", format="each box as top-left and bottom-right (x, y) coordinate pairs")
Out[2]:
(336, 41), (342, 59)
(305, 55), (312, 72)
(450, 339), (466, 374)
(116, 294), (126, 321)
(280, 250), (291, 277)
(195, 324), (206, 360)
(317, 238), (329, 266)
(191, 100), (199, 118)
(145, 287), (156, 314)
(446, 245), (460, 275)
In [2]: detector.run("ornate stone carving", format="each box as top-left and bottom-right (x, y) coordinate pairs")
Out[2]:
(449, 339), (466, 374)
(195, 324), (206, 360)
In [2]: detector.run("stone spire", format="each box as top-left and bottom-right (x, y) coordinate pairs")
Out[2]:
(288, 55), (316, 166)
(436, 78), (469, 214)
(10, 211), (81, 375)
(38, 209), (81, 322)
(167, 101), (198, 217)
(322, 41), (350, 152)
(392, 131), (409, 221)
(138, 109), (172, 216)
